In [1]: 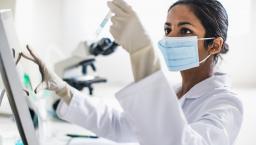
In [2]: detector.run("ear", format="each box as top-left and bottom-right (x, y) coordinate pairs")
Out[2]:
(208, 37), (224, 55)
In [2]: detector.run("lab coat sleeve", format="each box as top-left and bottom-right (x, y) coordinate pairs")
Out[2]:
(56, 88), (138, 143)
(115, 70), (243, 145)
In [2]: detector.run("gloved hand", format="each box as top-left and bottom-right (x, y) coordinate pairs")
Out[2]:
(107, 0), (160, 82)
(17, 45), (73, 104)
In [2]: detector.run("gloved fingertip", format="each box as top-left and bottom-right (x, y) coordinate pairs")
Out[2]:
(26, 45), (31, 53)
(112, 0), (120, 4)
(26, 44), (30, 50)
(112, 0), (131, 11)
(23, 89), (29, 96)
(107, 1), (113, 9)
(107, 1), (110, 6)
(107, 1), (113, 8)
(35, 82), (44, 93)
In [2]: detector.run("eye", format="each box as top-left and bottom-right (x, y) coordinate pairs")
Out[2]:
(180, 28), (193, 35)
(164, 27), (171, 36)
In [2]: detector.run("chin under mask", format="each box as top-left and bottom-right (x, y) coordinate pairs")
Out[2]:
(158, 36), (213, 71)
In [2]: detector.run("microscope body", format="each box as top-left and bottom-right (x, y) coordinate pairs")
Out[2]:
(54, 38), (118, 95)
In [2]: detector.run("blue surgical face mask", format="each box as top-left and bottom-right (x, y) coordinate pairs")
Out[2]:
(158, 36), (214, 71)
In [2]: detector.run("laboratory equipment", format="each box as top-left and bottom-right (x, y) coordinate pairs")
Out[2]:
(0, 9), (39, 145)
(63, 58), (107, 95)
(94, 11), (112, 39)
(55, 11), (118, 95)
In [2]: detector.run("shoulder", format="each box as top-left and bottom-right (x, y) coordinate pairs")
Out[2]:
(185, 87), (243, 120)
(205, 88), (243, 114)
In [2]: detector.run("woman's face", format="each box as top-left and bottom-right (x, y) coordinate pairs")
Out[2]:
(165, 4), (210, 63)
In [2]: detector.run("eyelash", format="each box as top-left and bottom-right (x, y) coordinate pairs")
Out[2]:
(164, 27), (193, 36)
(164, 27), (171, 35)
(180, 28), (193, 35)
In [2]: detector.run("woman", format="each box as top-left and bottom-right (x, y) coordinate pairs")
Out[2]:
(21, 0), (243, 144)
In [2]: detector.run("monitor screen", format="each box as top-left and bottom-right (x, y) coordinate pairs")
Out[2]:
(0, 9), (39, 145)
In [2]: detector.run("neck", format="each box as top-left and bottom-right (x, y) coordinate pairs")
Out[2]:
(177, 59), (214, 99)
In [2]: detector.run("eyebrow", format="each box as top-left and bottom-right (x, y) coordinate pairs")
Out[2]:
(165, 22), (193, 27)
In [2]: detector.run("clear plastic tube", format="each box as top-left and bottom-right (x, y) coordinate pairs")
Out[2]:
(95, 11), (112, 38)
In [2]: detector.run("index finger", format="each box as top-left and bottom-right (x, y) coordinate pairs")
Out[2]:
(108, 1), (127, 16)
(26, 45), (43, 64)
(112, 0), (132, 13)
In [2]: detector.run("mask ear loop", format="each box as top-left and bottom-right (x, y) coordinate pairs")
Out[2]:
(199, 54), (211, 64)
(198, 37), (215, 64)
(198, 37), (215, 41)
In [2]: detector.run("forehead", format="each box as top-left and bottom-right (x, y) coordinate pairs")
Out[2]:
(167, 4), (203, 27)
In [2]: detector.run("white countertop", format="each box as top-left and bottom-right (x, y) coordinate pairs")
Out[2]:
(0, 84), (256, 145)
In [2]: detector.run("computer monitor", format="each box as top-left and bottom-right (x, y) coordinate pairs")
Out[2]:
(0, 9), (39, 145)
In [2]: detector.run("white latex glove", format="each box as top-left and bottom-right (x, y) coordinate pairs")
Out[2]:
(18, 45), (72, 104)
(107, 0), (160, 81)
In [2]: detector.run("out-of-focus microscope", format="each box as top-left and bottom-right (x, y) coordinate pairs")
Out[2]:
(55, 38), (118, 95)
(55, 11), (118, 96)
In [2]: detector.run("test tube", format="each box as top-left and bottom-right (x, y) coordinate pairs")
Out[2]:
(95, 11), (112, 38)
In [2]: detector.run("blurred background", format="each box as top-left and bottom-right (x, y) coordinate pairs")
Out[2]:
(0, 0), (255, 144)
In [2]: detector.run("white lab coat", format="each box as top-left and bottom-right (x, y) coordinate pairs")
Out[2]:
(57, 70), (243, 145)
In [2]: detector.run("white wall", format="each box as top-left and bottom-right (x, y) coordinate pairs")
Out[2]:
(59, 0), (256, 87)
(60, 0), (134, 85)
(15, 0), (63, 63)
(14, 0), (63, 85)
(218, 0), (256, 88)
(59, 0), (177, 85)
(2, 0), (255, 86)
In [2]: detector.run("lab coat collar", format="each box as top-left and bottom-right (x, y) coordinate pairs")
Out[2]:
(175, 72), (231, 100)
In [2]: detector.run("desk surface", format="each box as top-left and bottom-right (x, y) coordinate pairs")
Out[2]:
(1, 86), (256, 145)
(0, 114), (138, 145)
(0, 84), (136, 145)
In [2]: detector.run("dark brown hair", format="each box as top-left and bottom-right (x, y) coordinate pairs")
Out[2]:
(169, 0), (229, 63)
